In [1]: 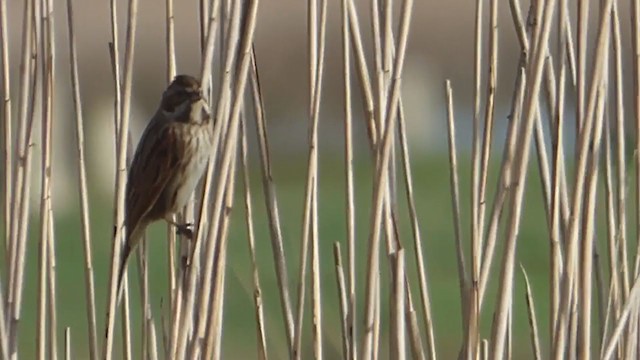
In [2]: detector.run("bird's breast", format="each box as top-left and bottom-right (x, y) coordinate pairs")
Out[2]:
(166, 123), (213, 213)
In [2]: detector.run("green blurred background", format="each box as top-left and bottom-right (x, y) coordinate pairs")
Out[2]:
(4, 154), (562, 359)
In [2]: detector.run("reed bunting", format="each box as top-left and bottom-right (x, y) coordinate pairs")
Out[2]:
(116, 74), (213, 299)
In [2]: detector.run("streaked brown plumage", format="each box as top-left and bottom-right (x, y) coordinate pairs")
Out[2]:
(116, 74), (213, 300)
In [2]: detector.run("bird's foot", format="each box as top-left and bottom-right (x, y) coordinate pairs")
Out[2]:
(175, 222), (194, 240)
(181, 253), (190, 270)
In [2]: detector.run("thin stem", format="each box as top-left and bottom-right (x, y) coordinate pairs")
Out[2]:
(466, 0), (484, 355)
(333, 243), (350, 360)
(0, 0), (11, 256)
(37, 0), (55, 358)
(240, 115), (269, 360)
(248, 47), (295, 351)
(65, 0), (98, 357)
(520, 265), (542, 360)
(445, 79), (469, 335)
(392, 250), (406, 360)
(103, 0), (138, 355)
(340, 0), (357, 356)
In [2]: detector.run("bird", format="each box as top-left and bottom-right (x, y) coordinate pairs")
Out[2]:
(116, 74), (213, 302)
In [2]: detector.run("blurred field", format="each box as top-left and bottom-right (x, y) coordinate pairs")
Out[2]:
(4, 153), (563, 359)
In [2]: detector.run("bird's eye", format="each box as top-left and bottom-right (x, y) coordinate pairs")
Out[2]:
(187, 90), (202, 101)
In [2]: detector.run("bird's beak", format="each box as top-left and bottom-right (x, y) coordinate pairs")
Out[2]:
(190, 91), (203, 103)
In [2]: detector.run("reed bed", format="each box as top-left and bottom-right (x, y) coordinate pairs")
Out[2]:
(2, 0), (640, 359)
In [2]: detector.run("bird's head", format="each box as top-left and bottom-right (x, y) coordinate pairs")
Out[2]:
(161, 74), (210, 124)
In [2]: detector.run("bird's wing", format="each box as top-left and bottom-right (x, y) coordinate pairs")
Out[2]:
(125, 119), (182, 244)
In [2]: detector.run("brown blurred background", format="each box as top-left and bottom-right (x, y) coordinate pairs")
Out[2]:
(3, 0), (633, 215)
(1, 0), (540, 215)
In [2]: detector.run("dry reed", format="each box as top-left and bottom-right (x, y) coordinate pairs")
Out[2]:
(4, 0), (640, 359)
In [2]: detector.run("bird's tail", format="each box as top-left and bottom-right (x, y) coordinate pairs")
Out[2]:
(115, 222), (144, 306)
(115, 242), (132, 305)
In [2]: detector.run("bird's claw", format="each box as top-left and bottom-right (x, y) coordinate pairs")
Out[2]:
(175, 223), (194, 240)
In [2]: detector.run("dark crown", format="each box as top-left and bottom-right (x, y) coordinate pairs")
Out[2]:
(161, 74), (202, 113)
(170, 74), (201, 91)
